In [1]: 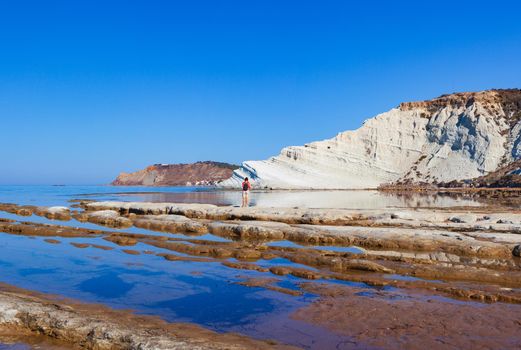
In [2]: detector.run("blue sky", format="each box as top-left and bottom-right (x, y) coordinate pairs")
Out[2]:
(1, 0), (520, 184)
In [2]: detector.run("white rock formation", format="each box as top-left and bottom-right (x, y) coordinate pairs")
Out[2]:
(220, 89), (521, 189)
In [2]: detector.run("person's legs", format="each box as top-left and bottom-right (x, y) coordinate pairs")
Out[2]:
(241, 190), (249, 207)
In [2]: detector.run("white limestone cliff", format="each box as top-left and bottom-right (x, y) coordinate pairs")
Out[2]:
(219, 89), (521, 189)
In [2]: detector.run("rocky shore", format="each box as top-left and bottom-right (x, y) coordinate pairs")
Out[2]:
(0, 283), (294, 350)
(0, 200), (521, 348)
(83, 201), (521, 258)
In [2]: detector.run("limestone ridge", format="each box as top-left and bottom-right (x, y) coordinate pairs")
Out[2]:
(112, 161), (239, 186)
(219, 89), (521, 189)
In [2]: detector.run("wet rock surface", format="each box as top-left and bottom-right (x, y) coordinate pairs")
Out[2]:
(1, 200), (521, 348)
(0, 328), (73, 349)
(78, 210), (132, 228)
(0, 283), (294, 350)
(293, 283), (521, 350)
(84, 201), (521, 258)
(133, 214), (207, 233)
(0, 204), (71, 221)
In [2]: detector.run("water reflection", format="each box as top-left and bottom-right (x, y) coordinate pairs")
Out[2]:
(0, 232), (323, 347)
(93, 189), (484, 209)
(153, 275), (277, 327)
(0, 185), (487, 209)
(79, 272), (134, 299)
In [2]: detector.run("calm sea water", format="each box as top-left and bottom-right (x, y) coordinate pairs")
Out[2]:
(0, 185), (484, 349)
(0, 185), (483, 209)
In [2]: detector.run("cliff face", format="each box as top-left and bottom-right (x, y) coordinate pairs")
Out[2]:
(112, 161), (239, 186)
(219, 89), (521, 189)
(442, 159), (521, 188)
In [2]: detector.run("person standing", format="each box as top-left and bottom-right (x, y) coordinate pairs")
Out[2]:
(241, 177), (251, 207)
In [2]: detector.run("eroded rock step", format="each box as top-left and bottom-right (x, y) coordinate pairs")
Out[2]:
(0, 212), (520, 301)
(0, 283), (295, 350)
(77, 201), (521, 258)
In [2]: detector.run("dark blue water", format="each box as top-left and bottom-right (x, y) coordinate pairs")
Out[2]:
(0, 231), (332, 346)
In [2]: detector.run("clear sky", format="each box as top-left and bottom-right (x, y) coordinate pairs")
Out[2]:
(1, 0), (520, 185)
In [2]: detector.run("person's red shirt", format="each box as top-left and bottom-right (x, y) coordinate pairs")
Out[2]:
(242, 180), (251, 191)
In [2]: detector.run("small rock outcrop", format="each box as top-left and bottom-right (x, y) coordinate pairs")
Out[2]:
(112, 161), (239, 186)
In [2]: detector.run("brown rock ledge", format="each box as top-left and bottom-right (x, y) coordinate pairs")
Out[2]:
(0, 283), (296, 350)
(293, 282), (521, 350)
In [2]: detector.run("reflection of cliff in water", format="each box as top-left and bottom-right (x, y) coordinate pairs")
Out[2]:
(379, 190), (521, 209)
(376, 191), (479, 209)
(111, 190), (483, 209)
